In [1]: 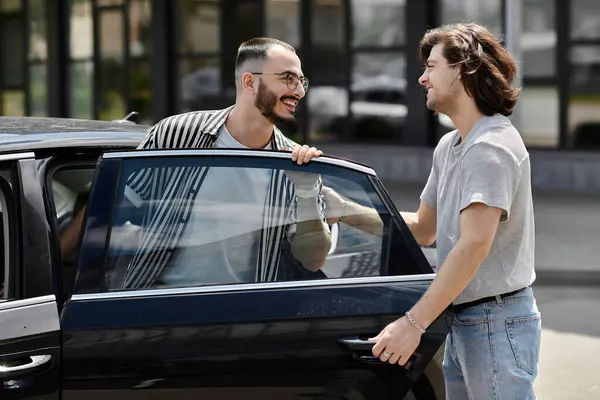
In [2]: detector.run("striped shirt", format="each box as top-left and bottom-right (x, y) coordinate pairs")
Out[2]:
(117, 105), (327, 289)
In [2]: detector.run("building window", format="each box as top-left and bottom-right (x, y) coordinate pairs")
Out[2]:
(521, 0), (555, 78)
(519, 86), (559, 148)
(28, 0), (48, 116)
(266, 0), (300, 49)
(351, 0), (405, 48)
(311, 0), (345, 86)
(128, 0), (152, 124)
(570, 0), (600, 41)
(0, 0), (48, 117)
(1, 0), (21, 12)
(177, 0), (222, 113)
(307, 0), (347, 143)
(98, 8), (126, 121)
(568, 45), (600, 149)
(69, 0), (94, 119)
(440, 0), (503, 36)
(567, 1), (600, 149)
(338, 0), (407, 144)
(68, 0), (153, 123)
(0, 15), (25, 116)
(518, 0), (558, 148)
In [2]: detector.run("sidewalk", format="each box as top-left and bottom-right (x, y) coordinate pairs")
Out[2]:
(382, 181), (600, 286)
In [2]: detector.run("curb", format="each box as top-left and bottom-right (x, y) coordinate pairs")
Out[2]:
(534, 270), (600, 287)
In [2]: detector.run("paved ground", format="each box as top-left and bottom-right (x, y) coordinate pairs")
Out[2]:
(384, 181), (600, 398)
(532, 284), (600, 399)
(383, 180), (600, 283)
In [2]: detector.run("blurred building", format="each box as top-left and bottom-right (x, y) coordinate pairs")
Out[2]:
(1, 0), (599, 191)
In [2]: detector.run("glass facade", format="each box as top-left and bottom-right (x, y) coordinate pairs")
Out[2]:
(0, 0), (49, 116)
(568, 0), (600, 149)
(67, 0), (153, 123)
(0, 0), (596, 151)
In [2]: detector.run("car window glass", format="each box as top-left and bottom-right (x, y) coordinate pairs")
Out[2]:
(102, 157), (391, 292)
(52, 168), (93, 221)
(0, 187), (10, 301)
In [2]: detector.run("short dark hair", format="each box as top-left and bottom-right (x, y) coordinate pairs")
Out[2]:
(419, 23), (520, 117)
(235, 37), (296, 83)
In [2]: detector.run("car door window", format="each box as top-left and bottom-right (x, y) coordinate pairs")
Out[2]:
(0, 185), (9, 300)
(102, 155), (389, 291)
(68, 151), (443, 399)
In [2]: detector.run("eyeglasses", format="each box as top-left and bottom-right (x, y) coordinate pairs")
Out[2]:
(251, 71), (309, 92)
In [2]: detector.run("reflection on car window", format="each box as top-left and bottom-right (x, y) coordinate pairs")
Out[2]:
(103, 157), (388, 292)
(0, 190), (9, 300)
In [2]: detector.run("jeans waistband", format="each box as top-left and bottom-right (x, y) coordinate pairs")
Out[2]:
(453, 286), (530, 313)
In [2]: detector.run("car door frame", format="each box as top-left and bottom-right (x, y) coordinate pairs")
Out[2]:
(0, 152), (61, 400)
(61, 149), (451, 399)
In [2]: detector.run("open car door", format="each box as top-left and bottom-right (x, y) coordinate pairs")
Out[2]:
(61, 149), (451, 399)
(0, 156), (60, 400)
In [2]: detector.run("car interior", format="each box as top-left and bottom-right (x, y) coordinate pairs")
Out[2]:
(49, 165), (96, 301)
(53, 169), (93, 231)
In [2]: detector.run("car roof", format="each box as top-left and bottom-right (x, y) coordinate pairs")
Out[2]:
(0, 117), (376, 176)
(0, 116), (148, 153)
(0, 116), (149, 135)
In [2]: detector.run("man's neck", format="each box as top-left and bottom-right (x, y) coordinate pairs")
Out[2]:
(447, 100), (486, 143)
(225, 106), (274, 149)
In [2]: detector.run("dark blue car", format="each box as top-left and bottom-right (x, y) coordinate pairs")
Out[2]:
(0, 116), (450, 400)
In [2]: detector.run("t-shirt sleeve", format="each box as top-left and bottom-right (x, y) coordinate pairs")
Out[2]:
(420, 141), (445, 210)
(459, 143), (521, 222)
(420, 162), (438, 210)
(124, 124), (163, 207)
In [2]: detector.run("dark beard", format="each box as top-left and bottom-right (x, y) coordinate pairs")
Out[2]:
(254, 81), (295, 124)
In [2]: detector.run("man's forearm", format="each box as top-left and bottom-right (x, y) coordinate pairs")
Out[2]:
(291, 197), (331, 271)
(60, 208), (86, 260)
(408, 238), (489, 329)
(400, 211), (434, 246)
(342, 202), (384, 237)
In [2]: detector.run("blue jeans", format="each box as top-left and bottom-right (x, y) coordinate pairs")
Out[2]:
(443, 287), (542, 400)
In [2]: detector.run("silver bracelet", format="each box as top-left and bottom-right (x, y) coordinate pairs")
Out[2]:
(405, 311), (427, 335)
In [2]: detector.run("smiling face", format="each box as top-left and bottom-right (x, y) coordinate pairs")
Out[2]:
(418, 43), (462, 115)
(252, 45), (307, 123)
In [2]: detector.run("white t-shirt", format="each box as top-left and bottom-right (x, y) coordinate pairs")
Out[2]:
(157, 125), (273, 286)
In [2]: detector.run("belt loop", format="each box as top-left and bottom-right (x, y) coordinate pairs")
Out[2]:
(495, 295), (503, 306)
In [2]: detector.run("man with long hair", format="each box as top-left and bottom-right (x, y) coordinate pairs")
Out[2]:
(371, 23), (541, 399)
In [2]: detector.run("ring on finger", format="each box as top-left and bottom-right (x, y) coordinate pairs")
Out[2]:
(382, 350), (391, 358)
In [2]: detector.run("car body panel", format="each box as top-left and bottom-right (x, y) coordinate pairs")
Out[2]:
(0, 117), (448, 399)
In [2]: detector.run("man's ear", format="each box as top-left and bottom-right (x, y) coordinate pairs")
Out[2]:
(241, 72), (256, 92)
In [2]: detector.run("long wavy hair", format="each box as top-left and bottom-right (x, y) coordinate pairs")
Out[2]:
(419, 23), (520, 116)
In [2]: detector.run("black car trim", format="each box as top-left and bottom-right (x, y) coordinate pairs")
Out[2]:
(0, 295), (59, 341)
(370, 175), (436, 274)
(101, 149), (377, 175)
(70, 273), (437, 301)
(42, 157), (104, 306)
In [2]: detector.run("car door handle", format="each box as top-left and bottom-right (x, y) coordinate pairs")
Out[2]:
(0, 355), (52, 378)
(336, 337), (421, 369)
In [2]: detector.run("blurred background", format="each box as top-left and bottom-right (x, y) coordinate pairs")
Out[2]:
(1, 0), (599, 397)
(1, 0), (600, 193)
(1, 0), (599, 147)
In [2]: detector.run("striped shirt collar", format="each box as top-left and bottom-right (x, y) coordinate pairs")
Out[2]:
(202, 105), (291, 150)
